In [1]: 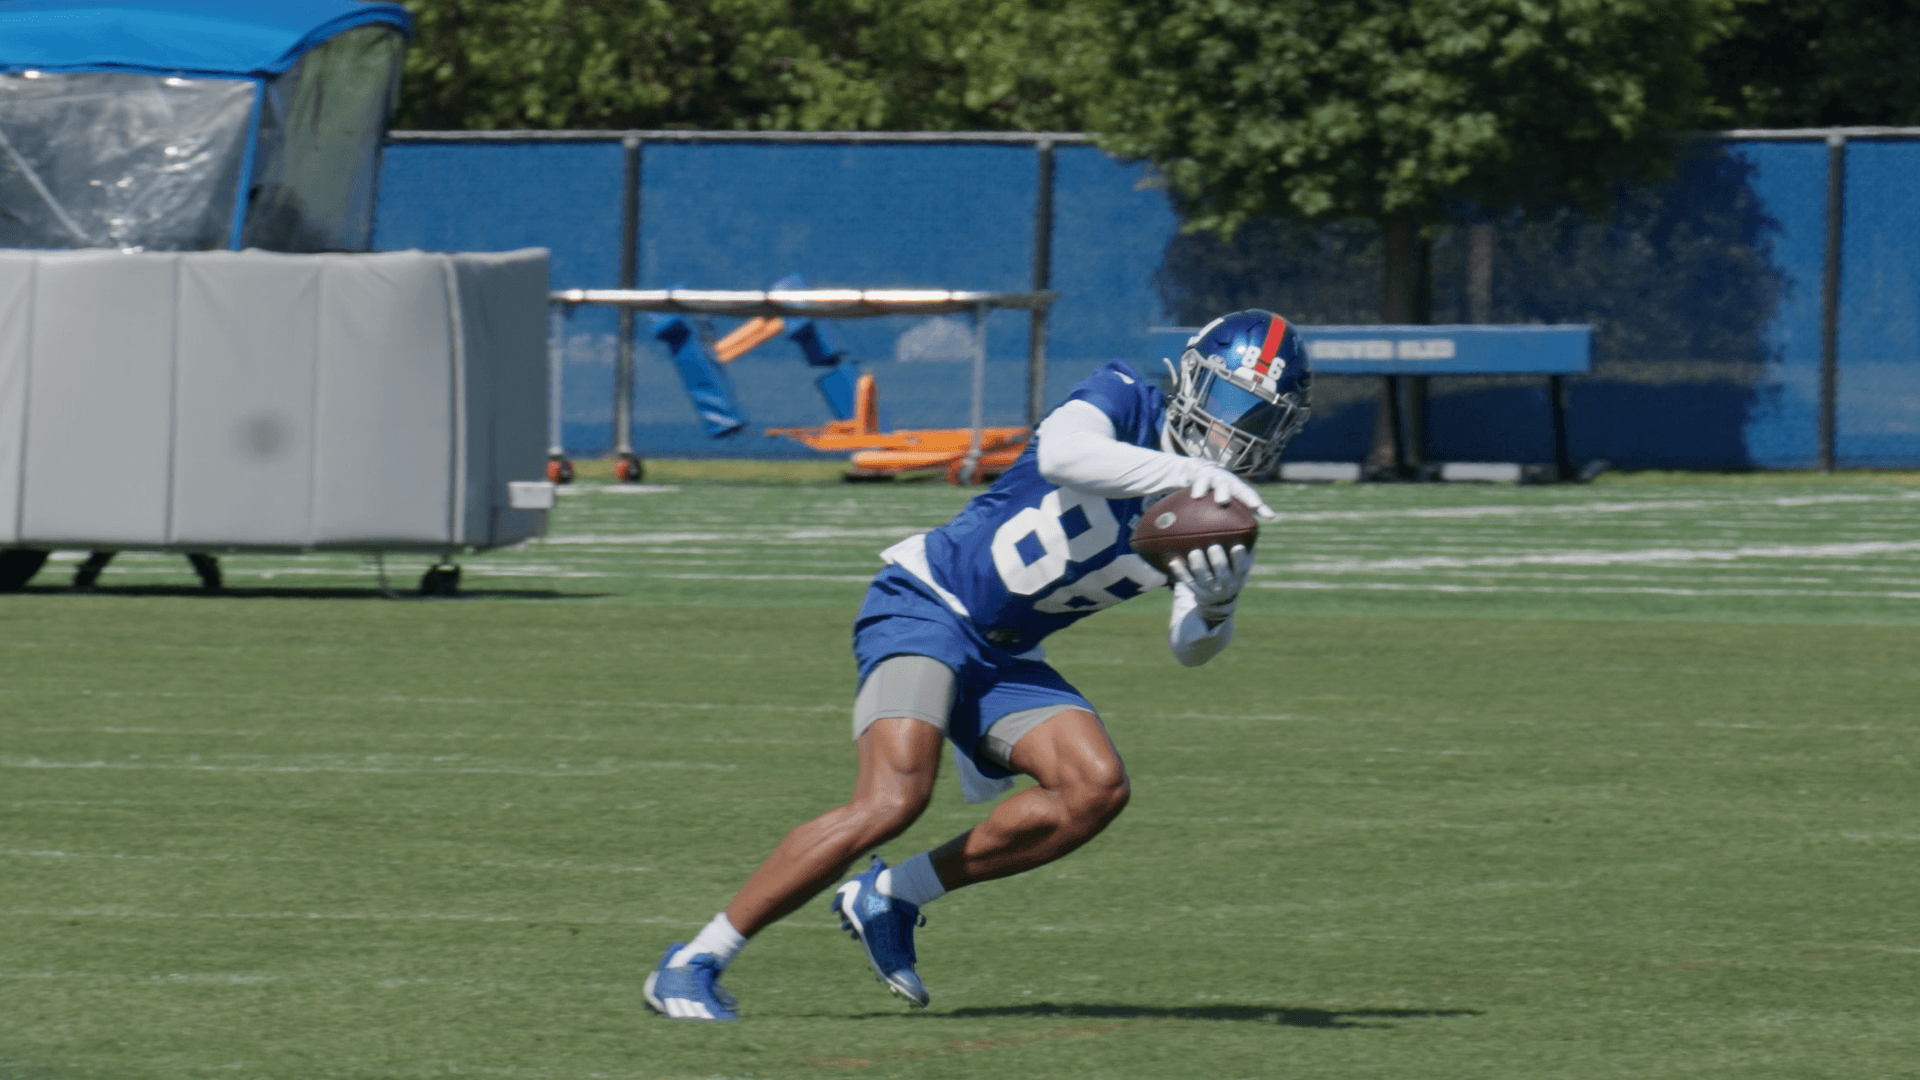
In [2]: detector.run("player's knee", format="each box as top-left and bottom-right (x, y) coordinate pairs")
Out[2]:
(1093, 772), (1131, 824)
(851, 786), (930, 840)
(1066, 761), (1130, 825)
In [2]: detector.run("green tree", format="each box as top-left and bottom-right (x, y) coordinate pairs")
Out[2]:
(1071, 0), (1731, 471)
(769, 0), (1087, 131)
(395, 0), (802, 129)
(1700, 0), (1920, 128)
(1078, 0), (1728, 240)
(392, 0), (1081, 131)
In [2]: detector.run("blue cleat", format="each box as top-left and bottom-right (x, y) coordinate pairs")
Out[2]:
(643, 943), (738, 1021)
(830, 856), (930, 1007)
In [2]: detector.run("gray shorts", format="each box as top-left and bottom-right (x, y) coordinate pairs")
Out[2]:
(852, 654), (1082, 769)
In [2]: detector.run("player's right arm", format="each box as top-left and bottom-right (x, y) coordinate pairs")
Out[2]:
(1036, 400), (1275, 519)
(1165, 543), (1249, 666)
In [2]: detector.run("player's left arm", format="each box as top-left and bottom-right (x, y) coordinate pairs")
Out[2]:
(1166, 543), (1251, 667)
(1037, 400), (1275, 519)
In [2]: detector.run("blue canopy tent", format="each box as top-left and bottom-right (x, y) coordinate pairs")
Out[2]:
(0, 0), (412, 252)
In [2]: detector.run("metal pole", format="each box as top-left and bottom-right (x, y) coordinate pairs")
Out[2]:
(1027, 139), (1055, 427)
(963, 302), (988, 484)
(1381, 374), (1406, 473)
(1819, 132), (1845, 473)
(547, 305), (565, 457)
(614, 134), (641, 460)
(1549, 374), (1572, 481)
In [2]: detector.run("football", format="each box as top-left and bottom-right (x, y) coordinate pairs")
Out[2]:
(1129, 488), (1260, 573)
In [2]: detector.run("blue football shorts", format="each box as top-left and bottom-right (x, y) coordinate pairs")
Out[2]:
(850, 565), (1094, 780)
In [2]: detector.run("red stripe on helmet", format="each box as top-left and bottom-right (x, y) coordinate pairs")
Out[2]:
(1254, 315), (1289, 376)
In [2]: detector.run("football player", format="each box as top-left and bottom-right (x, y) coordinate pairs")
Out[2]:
(645, 310), (1311, 1020)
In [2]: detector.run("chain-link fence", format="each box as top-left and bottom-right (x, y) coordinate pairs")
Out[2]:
(374, 129), (1919, 469)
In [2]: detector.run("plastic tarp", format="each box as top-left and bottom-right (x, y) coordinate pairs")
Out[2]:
(0, 0), (411, 78)
(0, 71), (256, 249)
(0, 248), (551, 553)
(241, 27), (406, 252)
(0, 1), (409, 252)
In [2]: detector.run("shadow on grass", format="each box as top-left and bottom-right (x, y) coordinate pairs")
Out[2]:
(930, 1001), (1484, 1029)
(16, 584), (606, 601)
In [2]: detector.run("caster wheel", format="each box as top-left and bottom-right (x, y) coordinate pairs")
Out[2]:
(547, 455), (575, 484)
(0, 548), (49, 591)
(73, 551), (114, 590)
(187, 553), (223, 591)
(419, 565), (461, 596)
(946, 459), (984, 486)
(616, 453), (645, 483)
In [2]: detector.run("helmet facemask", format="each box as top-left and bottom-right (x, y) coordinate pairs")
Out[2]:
(1164, 331), (1311, 477)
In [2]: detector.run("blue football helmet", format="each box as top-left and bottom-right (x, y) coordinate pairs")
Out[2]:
(1164, 309), (1312, 476)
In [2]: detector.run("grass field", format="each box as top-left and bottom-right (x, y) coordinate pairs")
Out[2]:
(4, 467), (1919, 1079)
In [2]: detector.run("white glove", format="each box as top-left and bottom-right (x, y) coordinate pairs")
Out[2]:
(1168, 543), (1252, 624)
(1185, 463), (1278, 521)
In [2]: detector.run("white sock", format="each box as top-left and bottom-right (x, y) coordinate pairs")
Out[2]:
(876, 851), (948, 908)
(669, 912), (746, 968)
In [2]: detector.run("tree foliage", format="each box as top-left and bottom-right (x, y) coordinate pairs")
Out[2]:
(392, 0), (1082, 131)
(1700, 0), (1920, 129)
(1072, 0), (1732, 233)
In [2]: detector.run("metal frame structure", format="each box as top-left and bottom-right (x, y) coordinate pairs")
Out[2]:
(549, 287), (1055, 482)
(391, 129), (1077, 437)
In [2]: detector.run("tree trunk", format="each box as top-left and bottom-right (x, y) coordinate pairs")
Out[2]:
(1366, 213), (1432, 478)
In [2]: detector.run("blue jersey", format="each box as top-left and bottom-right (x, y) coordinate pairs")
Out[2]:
(909, 361), (1170, 653)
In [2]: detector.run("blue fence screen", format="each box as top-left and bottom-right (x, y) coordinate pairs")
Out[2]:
(371, 132), (1920, 470)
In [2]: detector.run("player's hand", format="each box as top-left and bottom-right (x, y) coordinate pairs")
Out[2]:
(1168, 543), (1252, 623)
(1187, 464), (1277, 521)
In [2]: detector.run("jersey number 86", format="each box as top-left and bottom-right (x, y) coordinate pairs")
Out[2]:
(989, 487), (1166, 614)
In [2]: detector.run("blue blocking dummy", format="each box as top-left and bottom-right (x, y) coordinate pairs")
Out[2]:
(651, 313), (746, 438)
(770, 274), (866, 425)
(813, 364), (862, 423)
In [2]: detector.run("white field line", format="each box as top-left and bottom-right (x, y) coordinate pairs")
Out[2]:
(540, 525), (919, 544)
(1, 907), (697, 926)
(0, 849), (653, 873)
(1254, 580), (1920, 599)
(1267, 489), (1920, 524)
(56, 563), (614, 581)
(555, 484), (680, 495)
(647, 572), (873, 582)
(0, 688), (842, 713)
(222, 566), (613, 579)
(18, 727), (821, 750)
(1270, 538), (1920, 573)
(0, 757), (734, 775)
(1359, 570), (1849, 585)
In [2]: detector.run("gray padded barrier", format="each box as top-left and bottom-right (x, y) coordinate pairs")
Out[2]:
(0, 257), (28, 544)
(0, 248), (550, 553)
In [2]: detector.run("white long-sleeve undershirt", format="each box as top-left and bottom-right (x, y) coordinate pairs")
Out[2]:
(1036, 399), (1204, 498)
(1035, 399), (1236, 667)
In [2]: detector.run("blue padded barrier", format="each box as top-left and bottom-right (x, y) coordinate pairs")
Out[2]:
(374, 139), (629, 456)
(1730, 139), (1830, 469)
(371, 133), (1920, 468)
(1047, 146), (1182, 400)
(374, 140), (625, 286)
(1839, 139), (1920, 467)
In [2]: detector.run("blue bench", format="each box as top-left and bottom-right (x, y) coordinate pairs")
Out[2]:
(1148, 325), (1594, 478)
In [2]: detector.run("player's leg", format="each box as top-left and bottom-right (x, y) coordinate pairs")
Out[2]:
(826, 686), (1128, 1007)
(927, 706), (1129, 888)
(647, 655), (953, 1020)
(723, 713), (943, 935)
(814, 655), (964, 1008)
